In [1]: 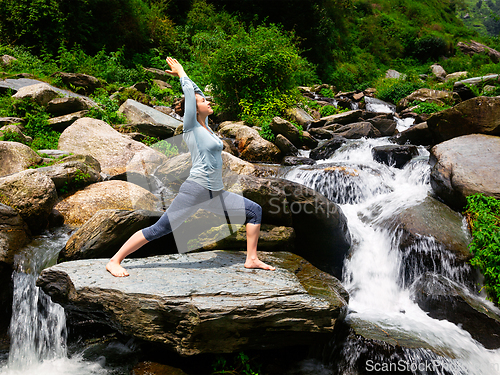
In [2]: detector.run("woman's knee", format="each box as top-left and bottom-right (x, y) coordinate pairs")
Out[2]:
(246, 200), (262, 225)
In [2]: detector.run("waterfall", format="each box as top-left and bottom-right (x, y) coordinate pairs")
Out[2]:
(0, 228), (107, 375)
(286, 137), (500, 374)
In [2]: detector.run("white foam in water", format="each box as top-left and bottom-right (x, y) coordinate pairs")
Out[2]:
(285, 137), (500, 373)
(1, 228), (108, 375)
(396, 116), (415, 132)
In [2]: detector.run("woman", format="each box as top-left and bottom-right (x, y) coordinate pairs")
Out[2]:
(106, 57), (275, 277)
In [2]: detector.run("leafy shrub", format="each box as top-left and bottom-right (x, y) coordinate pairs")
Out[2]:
(0, 129), (26, 144)
(319, 105), (349, 117)
(375, 78), (425, 104)
(410, 101), (451, 114)
(87, 89), (127, 125)
(465, 194), (500, 304)
(207, 24), (314, 118)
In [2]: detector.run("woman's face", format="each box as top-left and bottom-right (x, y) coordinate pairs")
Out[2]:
(196, 94), (213, 117)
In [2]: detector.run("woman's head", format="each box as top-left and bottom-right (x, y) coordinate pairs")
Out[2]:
(195, 94), (213, 118)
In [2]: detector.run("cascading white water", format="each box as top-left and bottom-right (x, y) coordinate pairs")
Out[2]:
(0, 228), (107, 375)
(286, 137), (500, 374)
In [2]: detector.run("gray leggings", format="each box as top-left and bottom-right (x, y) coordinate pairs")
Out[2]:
(142, 179), (262, 242)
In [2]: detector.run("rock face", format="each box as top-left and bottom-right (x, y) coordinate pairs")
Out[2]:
(397, 88), (460, 112)
(0, 170), (57, 234)
(457, 40), (500, 63)
(58, 117), (151, 175)
(427, 96), (500, 142)
(0, 203), (31, 265)
(430, 134), (500, 210)
(37, 251), (348, 355)
(412, 273), (500, 349)
(218, 122), (281, 163)
(310, 109), (363, 128)
(12, 83), (59, 106)
(390, 122), (434, 146)
(371, 145), (418, 169)
(0, 141), (42, 177)
(269, 117), (303, 147)
(54, 180), (159, 226)
(309, 136), (347, 160)
(36, 160), (102, 193)
(46, 97), (94, 116)
(118, 99), (181, 138)
(51, 72), (102, 94)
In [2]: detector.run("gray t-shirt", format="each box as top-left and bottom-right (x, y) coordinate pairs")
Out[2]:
(181, 76), (224, 191)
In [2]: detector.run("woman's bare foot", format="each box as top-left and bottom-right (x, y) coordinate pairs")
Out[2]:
(244, 257), (276, 271)
(106, 259), (129, 277)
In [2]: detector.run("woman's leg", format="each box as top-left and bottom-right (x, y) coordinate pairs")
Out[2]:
(106, 180), (206, 277)
(106, 230), (149, 277)
(204, 191), (275, 270)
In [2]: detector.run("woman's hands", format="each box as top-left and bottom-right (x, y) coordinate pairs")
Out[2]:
(165, 57), (187, 78)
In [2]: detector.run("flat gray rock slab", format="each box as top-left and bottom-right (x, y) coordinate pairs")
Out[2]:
(37, 251), (348, 355)
(0, 78), (96, 104)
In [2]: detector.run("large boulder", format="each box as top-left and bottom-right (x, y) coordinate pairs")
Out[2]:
(285, 107), (314, 127)
(430, 134), (500, 210)
(397, 88), (460, 112)
(274, 134), (299, 157)
(48, 110), (89, 132)
(36, 160), (102, 194)
(58, 209), (175, 262)
(118, 99), (181, 139)
(366, 114), (397, 136)
(309, 136), (347, 160)
(0, 203), (31, 265)
(390, 122), (435, 146)
(54, 180), (159, 227)
(51, 72), (103, 94)
(412, 273), (500, 349)
(332, 122), (381, 139)
(310, 109), (363, 128)
(218, 122), (281, 163)
(427, 96), (500, 143)
(12, 83), (59, 106)
(269, 117), (303, 147)
(0, 170), (58, 233)
(58, 117), (151, 175)
(46, 97), (94, 117)
(227, 175), (351, 278)
(0, 141), (42, 177)
(457, 40), (500, 64)
(37, 251), (349, 355)
(371, 145), (419, 169)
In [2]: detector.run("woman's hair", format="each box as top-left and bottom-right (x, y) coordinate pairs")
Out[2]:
(175, 97), (185, 117)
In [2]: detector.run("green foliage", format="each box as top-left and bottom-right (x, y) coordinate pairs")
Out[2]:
(410, 100), (451, 114)
(319, 105), (350, 117)
(465, 194), (500, 304)
(375, 78), (425, 104)
(149, 139), (179, 158)
(259, 123), (276, 142)
(212, 351), (261, 375)
(0, 129), (26, 144)
(207, 24), (315, 118)
(87, 89), (127, 125)
(59, 169), (92, 194)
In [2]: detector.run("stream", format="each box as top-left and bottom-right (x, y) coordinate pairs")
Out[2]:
(2, 116), (500, 373)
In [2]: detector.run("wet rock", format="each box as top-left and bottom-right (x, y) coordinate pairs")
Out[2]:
(218, 122), (281, 163)
(12, 83), (59, 106)
(427, 96), (500, 143)
(46, 97), (94, 116)
(0, 203), (31, 265)
(309, 136), (347, 160)
(390, 122), (435, 146)
(332, 122), (381, 139)
(54, 180), (159, 227)
(58, 117), (151, 175)
(366, 114), (397, 136)
(0, 141), (42, 177)
(118, 99), (180, 138)
(310, 109), (363, 128)
(430, 134), (500, 210)
(0, 170), (57, 234)
(412, 273), (500, 349)
(274, 134), (299, 157)
(371, 145), (419, 169)
(37, 251), (348, 355)
(308, 127), (336, 140)
(282, 156), (316, 166)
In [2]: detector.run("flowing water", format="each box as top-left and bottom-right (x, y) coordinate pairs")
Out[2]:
(285, 137), (500, 374)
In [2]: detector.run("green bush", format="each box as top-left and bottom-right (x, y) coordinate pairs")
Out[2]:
(465, 194), (500, 305)
(207, 24), (315, 118)
(410, 100), (451, 114)
(87, 89), (127, 125)
(375, 78), (425, 104)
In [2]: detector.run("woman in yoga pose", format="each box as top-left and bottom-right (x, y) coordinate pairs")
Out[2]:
(106, 57), (275, 277)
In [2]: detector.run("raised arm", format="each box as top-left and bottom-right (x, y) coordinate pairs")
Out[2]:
(166, 57), (205, 131)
